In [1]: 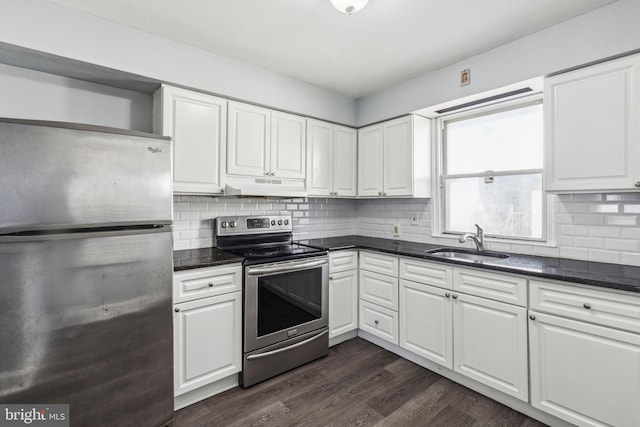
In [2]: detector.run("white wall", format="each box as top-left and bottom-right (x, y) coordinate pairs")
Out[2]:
(0, 63), (152, 131)
(357, 0), (640, 126)
(0, 0), (356, 126)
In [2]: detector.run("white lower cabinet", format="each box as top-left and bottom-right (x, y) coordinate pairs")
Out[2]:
(529, 311), (640, 427)
(398, 258), (529, 401)
(173, 264), (243, 405)
(359, 251), (399, 344)
(529, 278), (640, 427)
(329, 269), (358, 338)
(453, 293), (528, 401)
(399, 279), (453, 368)
(173, 292), (242, 396)
(329, 250), (359, 340)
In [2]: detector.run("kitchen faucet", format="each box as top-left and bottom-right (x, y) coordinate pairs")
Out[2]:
(459, 224), (484, 251)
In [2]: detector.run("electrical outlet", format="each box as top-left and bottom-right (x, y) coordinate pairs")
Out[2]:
(410, 213), (419, 225)
(393, 224), (400, 236)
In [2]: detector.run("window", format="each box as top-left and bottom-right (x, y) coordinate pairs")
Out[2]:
(440, 99), (544, 241)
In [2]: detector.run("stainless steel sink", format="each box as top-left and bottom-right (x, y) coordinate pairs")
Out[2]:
(425, 247), (509, 262)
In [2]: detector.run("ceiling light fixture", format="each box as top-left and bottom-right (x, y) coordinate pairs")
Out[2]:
(329, 0), (369, 15)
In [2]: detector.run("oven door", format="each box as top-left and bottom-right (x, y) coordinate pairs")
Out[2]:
(244, 256), (328, 353)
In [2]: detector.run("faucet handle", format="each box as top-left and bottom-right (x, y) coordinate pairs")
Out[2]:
(474, 224), (483, 236)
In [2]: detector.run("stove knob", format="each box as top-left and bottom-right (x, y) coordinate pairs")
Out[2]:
(271, 220), (276, 226)
(284, 219), (289, 225)
(230, 221), (237, 228)
(221, 221), (228, 229)
(278, 220), (283, 225)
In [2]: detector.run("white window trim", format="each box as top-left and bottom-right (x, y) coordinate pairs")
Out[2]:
(431, 94), (557, 248)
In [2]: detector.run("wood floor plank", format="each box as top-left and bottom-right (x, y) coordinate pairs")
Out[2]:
(172, 338), (549, 427)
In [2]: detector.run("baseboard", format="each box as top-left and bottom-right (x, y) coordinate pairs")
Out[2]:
(329, 329), (358, 347)
(174, 374), (239, 411)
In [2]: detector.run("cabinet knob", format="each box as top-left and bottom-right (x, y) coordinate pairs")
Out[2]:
(445, 292), (451, 298)
(220, 188), (225, 194)
(208, 282), (214, 287)
(378, 192), (383, 196)
(583, 303), (591, 309)
(452, 294), (458, 299)
(174, 307), (180, 312)
(374, 319), (379, 325)
(329, 276), (334, 280)
(529, 314), (536, 320)
(635, 181), (640, 188)
(383, 192), (387, 196)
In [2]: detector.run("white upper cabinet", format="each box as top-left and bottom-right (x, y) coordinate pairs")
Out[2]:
(544, 53), (640, 193)
(227, 102), (270, 177)
(270, 111), (306, 179)
(306, 119), (357, 197)
(358, 115), (431, 198)
(357, 124), (384, 197)
(227, 101), (305, 179)
(153, 85), (227, 194)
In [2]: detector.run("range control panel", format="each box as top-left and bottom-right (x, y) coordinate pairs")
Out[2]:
(216, 214), (292, 235)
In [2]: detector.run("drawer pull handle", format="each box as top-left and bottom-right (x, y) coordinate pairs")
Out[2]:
(583, 303), (591, 309)
(445, 292), (451, 298)
(329, 276), (334, 280)
(529, 314), (536, 320)
(175, 307), (180, 312)
(374, 320), (379, 325)
(452, 294), (458, 299)
(208, 282), (214, 287)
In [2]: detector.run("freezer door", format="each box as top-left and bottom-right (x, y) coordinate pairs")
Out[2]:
(0, 120), (171, 232)
(0, 229), (174, 427)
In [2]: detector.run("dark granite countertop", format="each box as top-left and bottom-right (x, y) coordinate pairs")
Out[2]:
(296, 235), (640, 294)
(173, 247), (243, 272)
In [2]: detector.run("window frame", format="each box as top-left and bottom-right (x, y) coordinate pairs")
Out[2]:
(434, 94), (554, 244)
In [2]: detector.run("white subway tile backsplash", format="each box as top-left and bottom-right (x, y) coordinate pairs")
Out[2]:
(172, 192), (640, 266)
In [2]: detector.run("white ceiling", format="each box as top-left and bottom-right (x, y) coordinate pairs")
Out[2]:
(46, 0), (616, 99)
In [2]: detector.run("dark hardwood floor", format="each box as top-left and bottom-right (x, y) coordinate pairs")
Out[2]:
(173, 338), (548, 427)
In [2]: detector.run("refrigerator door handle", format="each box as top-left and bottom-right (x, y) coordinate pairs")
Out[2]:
(0, 225), (171, 242)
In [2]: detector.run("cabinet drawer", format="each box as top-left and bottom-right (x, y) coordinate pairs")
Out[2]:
(329, 250), (358, 273)
(359, 300), (398, 345)
(453, 267), (527, 307)
(530, 279), (640, 333)
(173, 264), (242, 303)
(360, 269), (398, 310)
(360, 251), (398, 276)
(399, 257), (452, 289)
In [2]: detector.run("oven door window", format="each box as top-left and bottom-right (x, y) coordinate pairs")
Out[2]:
(257, 268), (322, 337)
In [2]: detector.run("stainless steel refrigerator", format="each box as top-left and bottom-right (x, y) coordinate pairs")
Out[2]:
(0, 118), (174, 426)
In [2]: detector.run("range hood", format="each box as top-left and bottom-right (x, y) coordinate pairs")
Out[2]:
(224, 175), (307, 197)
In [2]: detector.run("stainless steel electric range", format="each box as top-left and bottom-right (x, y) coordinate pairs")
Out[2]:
(215, 214), (329, 387)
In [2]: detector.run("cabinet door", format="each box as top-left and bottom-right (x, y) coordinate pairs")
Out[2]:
(359, 269), (398, 310)
(453, 293), (528, 401)
(173, 291), (242, 396)
(329, 269), (358, 338)
(227, 101), (270, 177)
(358, 124), (384, 196)
(530, 312), (640, 427)
(383, 116), (413, 196)
(271, 111), (305, 179)
(156, 86), (227, 194)
(399, 279), (453, 369)
(306, 119), (334, 196)
(544, 54), (640, 192)
(333, 125), (357, 197)
(359, 299), (398, 345)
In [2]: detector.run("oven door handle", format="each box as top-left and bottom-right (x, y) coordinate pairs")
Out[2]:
(246, 330), (328, 360)
(246, 258), (328, 276)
